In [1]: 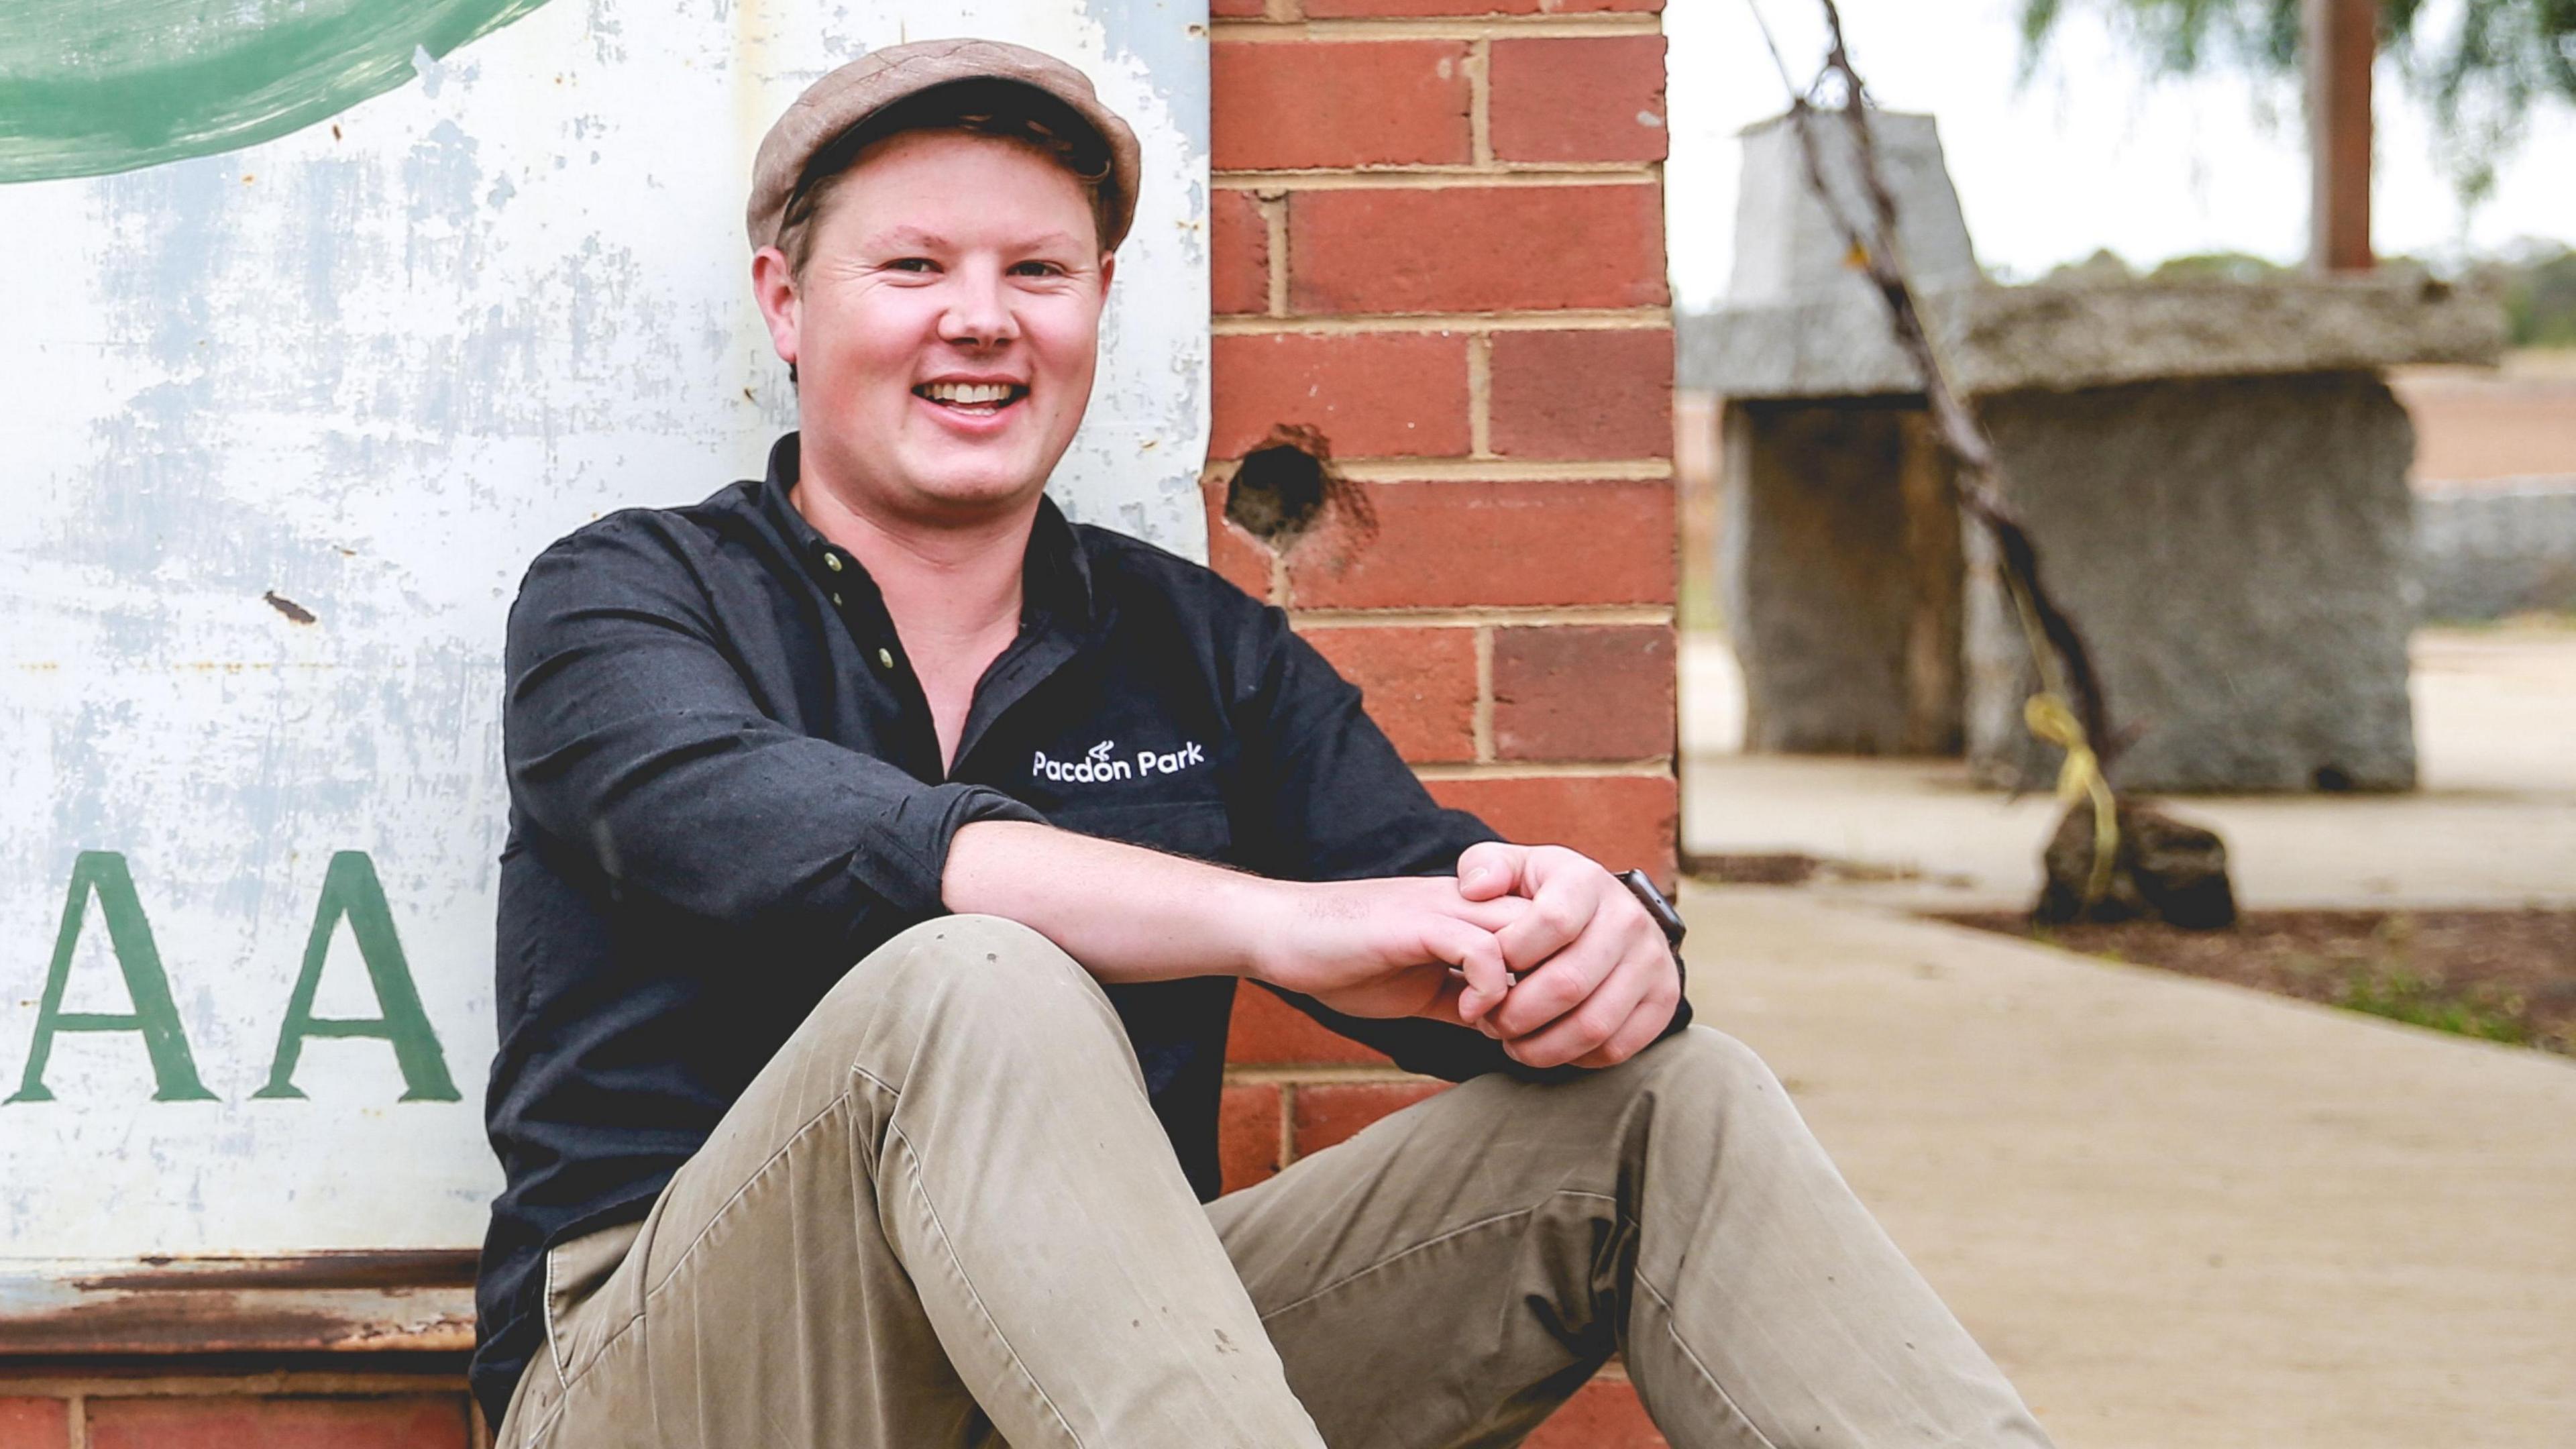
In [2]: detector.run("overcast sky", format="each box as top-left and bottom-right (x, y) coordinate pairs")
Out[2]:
(1666, 0), (2576, 309)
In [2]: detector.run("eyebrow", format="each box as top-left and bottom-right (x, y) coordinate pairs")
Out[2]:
(867, 225), (1089, 253)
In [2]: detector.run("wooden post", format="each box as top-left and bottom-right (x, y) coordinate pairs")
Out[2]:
(2306, 0), (2375, 272)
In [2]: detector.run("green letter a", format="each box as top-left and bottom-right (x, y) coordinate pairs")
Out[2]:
(256, 851), (460, 1102)
(10, 852), (216, 1104)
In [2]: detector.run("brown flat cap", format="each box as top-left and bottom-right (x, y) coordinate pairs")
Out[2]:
(745, 38), (1143, 254)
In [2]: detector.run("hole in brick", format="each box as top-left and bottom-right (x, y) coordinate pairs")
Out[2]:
(1224, 425), (1371, 552)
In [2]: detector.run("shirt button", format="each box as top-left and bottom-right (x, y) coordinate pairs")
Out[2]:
(830, 593), (843, 607)
(824, 553), (844, 573)
(876, 647), (894, 670)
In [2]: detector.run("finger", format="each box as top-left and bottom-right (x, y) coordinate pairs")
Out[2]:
(1414, 973), (1472, 1027)
(1443, 890), (1533, 934)
(1570, 975), (1684, 1069)
(1491, 863), (1597, 975)
(1505, 944), (1658, 1069)
(1425, 914), (1511, 1022)
(1454, 841), (1524, 902)
(1486, 908), (1633, 1038)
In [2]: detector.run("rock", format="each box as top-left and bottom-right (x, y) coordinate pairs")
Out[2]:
(2037, 797), (2237, 929)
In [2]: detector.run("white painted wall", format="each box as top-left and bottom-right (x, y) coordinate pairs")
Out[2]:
(0, 0), (1208, 1260)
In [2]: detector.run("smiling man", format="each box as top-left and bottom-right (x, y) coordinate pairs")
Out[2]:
(471, 37), (2054, 1449)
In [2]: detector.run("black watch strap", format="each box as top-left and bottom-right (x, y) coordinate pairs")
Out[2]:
(1615, 868), (1685, 949)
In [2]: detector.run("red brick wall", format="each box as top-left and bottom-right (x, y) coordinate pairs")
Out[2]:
(1212, 1), (1674, 1442)
(3, 7), (1676, 1444)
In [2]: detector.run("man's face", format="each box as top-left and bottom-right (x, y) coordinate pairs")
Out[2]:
(754, 129), (1111, 524)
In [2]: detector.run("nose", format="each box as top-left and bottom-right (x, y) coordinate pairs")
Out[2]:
(939, 259), (1020, 350)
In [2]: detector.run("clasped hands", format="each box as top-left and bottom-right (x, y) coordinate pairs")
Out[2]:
(1253, 842), (1683, 1071)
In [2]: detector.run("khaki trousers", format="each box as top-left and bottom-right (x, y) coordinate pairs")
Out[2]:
(494, 916), (2052, 1448)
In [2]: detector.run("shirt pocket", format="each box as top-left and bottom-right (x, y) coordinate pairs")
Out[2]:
(1046, 799), (1234, 865)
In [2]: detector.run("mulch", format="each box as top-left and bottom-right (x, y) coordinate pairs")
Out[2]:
(1933, 908), (2576, 1057)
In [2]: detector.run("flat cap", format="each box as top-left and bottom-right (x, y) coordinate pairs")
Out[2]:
(745, 38), (1143, 254)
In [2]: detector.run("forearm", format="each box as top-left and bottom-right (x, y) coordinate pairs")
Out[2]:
(941, 819), (1287, 983)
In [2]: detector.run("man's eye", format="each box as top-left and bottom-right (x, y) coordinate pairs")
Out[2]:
(887, 258), (937, 273)
(1010, 260), (1067, 278)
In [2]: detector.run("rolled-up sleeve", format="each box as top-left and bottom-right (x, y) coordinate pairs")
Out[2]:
(503, 515), (1040, 930)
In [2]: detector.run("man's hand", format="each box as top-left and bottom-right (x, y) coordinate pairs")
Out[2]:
(1454, 843), (1682, 1069)
(1246, 877), (1527, 1025)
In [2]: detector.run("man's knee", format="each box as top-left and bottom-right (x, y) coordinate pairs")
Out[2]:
(1621, 1025), (1790, 1114)
(810, 913), (1114, 1057)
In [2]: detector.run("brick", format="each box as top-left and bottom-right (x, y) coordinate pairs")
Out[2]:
(1210, 0), (1265, 15)
(0, 1399), (68, 1449)
(1288, 187), (1666, 315)
(1426, 774), (1678, 888)
(1525, 1375), (1669, 1448)
(1303, 625), (1479, 762)
(1212, 189), (1270, 316)
(1492, 624), (1676, 761)
(1212, 332), (1471, 460)
(86, 1396), (470, 1449)
(1214, 41), (1471, 170)
(1489, 329), (1675, 461)
(1306, 0), (1659, 15)
(1228, 983), (1393, 1066)
(1491, 36), (1670, 164)
(1219, 1082), (1285, 1193)
(1293, 1080), (1448, 1157)
(1201, 476), (1276, 598)
(1283, 479), (1674, 610)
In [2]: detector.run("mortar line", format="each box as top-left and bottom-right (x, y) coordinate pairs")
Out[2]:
(1467, 38), (1493, 168)
(1409, 759), (1673, 780)
(1212, 166), (1657, 189)
(66, 1393), (86, 1449)
(1276, 1080), (1298, 1169)
(1474, 624), (1497, 763)
(1212, 16), (1661, 40)
(1261, 193), (1291, 317)
(1466, 333), (1495, 458)
(1336, 458), (1672, 482)
(1213, 309), (1671, 335)
(1292, 605), (1674, 628)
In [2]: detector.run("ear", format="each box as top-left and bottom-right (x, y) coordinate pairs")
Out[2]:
(751, 245), (800, 372)
(1097, 250), (1116, 294)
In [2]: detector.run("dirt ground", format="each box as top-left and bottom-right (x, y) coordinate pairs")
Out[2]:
(1934, 908), (2576, 1057)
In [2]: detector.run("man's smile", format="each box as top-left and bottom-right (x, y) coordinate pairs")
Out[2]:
(912, 379), (1029, 417)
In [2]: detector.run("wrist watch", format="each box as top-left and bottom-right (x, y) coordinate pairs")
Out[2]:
(1615, 869), (1686, 953)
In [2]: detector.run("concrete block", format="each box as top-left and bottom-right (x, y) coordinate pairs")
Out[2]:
(1722, 398), (1963, 756)
(2412, 480), (2576, 621)
(1681, 276), (2508, 400)
(1727, 111), (1981, 307)
(1966, 373), (2419, 793)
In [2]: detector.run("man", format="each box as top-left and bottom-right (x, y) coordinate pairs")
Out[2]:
(474, 37), (2053, 1449)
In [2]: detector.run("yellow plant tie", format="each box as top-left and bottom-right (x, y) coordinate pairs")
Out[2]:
(2023, 692), (2118, 908)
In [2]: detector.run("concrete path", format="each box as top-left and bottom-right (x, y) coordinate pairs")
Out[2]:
(1681, 885), (2576, 1449)
(1681, 623), (2576, 909)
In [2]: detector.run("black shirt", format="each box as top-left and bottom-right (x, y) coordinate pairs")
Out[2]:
(470, 433), (1688, 1426)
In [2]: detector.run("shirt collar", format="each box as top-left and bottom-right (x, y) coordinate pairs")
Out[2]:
(751, 431), (1097, 630)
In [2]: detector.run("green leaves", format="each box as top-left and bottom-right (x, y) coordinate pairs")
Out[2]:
(2015, 0), (2575, 207)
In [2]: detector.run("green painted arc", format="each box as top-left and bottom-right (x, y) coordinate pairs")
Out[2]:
(0, 0), (557, 184)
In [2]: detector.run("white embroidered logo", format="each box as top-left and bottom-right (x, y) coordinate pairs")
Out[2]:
(1032, 738), (1208, 785)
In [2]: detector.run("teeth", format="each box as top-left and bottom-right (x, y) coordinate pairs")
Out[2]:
(920, 382), (1018, 405)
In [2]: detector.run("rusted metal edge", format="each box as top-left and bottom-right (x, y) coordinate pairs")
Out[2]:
(1, 1256), (477, 1356)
